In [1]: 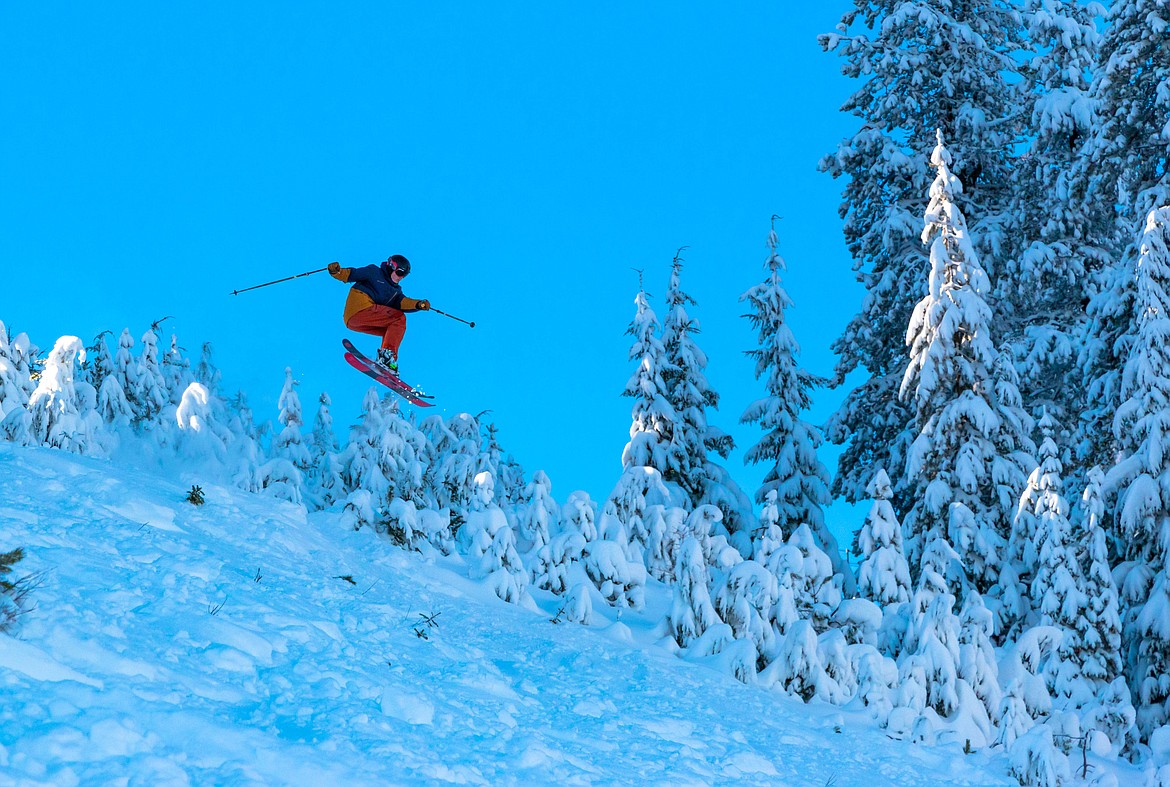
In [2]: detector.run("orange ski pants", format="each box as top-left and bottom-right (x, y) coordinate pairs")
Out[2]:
(346, 305), (406, 354)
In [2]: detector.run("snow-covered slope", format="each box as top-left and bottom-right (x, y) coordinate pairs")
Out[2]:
(0, 443), (1020, 785)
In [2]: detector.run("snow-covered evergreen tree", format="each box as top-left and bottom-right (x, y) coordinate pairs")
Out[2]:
(133, 328), (171, 433)
(340, 388), (393, 508)
(466, 472), (530, 605)
(659, 251), (746, 538)
(856, 468), (912, 606)
(306, 392), (344, 510)
(1070, 467), (1126, 706)
(270, 367), (311, 484)
(162, 333), (194, 406)
(1106, 208), (1170, 737)
(174, 382), (229, 465)
(0, 321), (28, 424)
(740, 221), (846, 582)
(667, 536), (721, 649)
(1080, 0), (1170, 256)
(900, 131), (1035, 590)
(621, 279), (674, 473)
(819, 0), (1024, 515)
(22, 336), (100, 455)
(1009, 0), (1107, 425)
(517, 469), (558, 554)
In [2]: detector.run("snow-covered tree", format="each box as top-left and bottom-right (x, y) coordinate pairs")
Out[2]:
(659, 251), (745, 536)
(131, 327), (170, 432)
(517, 469), (558, 554)
(1070, 467), (1125, 704)
(622, 279), (674, 473)
(713, 559), (780, 672)
(667, 536), (721, 649)
(819, 0), (1024, 515)
(466, 472), (529, 605)
(740, 222), (846, 582)
(900, 131), (1035, 589)
(270, 367), (311, 484)
(0, 321), (28, 423)
(340, 388), (392, 507)
(857, 469), (912, 606)
(306, 392), (344, 510)
(1106, 208), (1170, 737)
(22, 336), (100, 455)
(1080, 0), (1170, 256)
(1008, 0), (1107, 425)
(174, 382), (229, 464)
(162, 333), (194, 406)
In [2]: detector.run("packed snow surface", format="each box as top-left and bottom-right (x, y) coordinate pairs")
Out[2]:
(0, 443), (1018, 785)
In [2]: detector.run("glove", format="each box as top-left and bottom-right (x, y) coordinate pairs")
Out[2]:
(418, 299), (431, 311)
(327, 262), (341, 274)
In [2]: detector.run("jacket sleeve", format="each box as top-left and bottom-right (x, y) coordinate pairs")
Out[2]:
(340, 265), (377, 284)
(330, 267), (353, 283)
(399, 296), (426, 312)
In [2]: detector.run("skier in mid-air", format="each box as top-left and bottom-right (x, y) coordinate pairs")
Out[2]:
(327, 254), (430, 374)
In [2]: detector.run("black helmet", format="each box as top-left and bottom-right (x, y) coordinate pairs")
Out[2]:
(384, 254), (411, 277)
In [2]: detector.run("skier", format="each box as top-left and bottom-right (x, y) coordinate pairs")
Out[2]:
(328, 255), (430, 374)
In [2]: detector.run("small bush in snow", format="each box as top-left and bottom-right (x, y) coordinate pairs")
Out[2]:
(186, 485), (205, 506)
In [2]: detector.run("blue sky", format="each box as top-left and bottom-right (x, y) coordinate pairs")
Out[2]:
(2, 4), (864, 536)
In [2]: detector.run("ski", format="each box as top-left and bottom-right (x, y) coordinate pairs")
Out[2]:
(342, 339), (435, 407)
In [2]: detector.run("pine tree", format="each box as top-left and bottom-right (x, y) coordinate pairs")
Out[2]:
(659, 250), (747, 540)
(174, 382), (229, 464)
(740, 221), (846, 581)
(340, 387), (393, 507)
(131, 328), (170, 432)
(1009, 0), (1107, 425)
(900, 130), (1035, 590)
(856, 468), (912, 606)
(1106, 208), (1170, 737)
(307, 392), (344, 510)
(1079, 0), (1170, 255)
(1071, 468), (1125, 701)
(622, 277), (674, 473)
(271, 367), (311, 481)
(517, 469), (558, 553)
(23, 336), (100, 454)
(667, 536), (722, 649)
(0, 321), (28, 423)
(819, 0), (1025, 515)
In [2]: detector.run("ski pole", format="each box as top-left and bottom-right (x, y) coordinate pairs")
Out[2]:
(230, 267), (331, 296)
(430, 307), (476, 328)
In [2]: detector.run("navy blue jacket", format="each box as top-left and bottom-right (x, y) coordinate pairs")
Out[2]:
(345, 262), (405, 309)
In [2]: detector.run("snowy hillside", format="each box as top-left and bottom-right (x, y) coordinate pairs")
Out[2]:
(0, 441), (1025, 786)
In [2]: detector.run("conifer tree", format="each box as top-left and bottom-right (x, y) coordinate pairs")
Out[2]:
(1009, 0), (1106, 423)
(819, 0), (1024, 515)
(856, 468), (912, 606)
(1071, 467), (1125, 702)
(1079, 0), (1170, 255)
(900, 131), (1035, 590)
(1107, 207), (1170, 737)
(23, 336), (100, 455)
(132, 328), (170, 432)
(667, 535), (721, 649)
(622, 276), (674, 472)
(340, 387), (392, 507)
(271, 367), (311, 482)
(740, 221), (845, 580)
(659, 250), (747, 538)
(0, 321), (28, 424)
(307, 392), (344, 510)
(517, 469), (558, 554)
